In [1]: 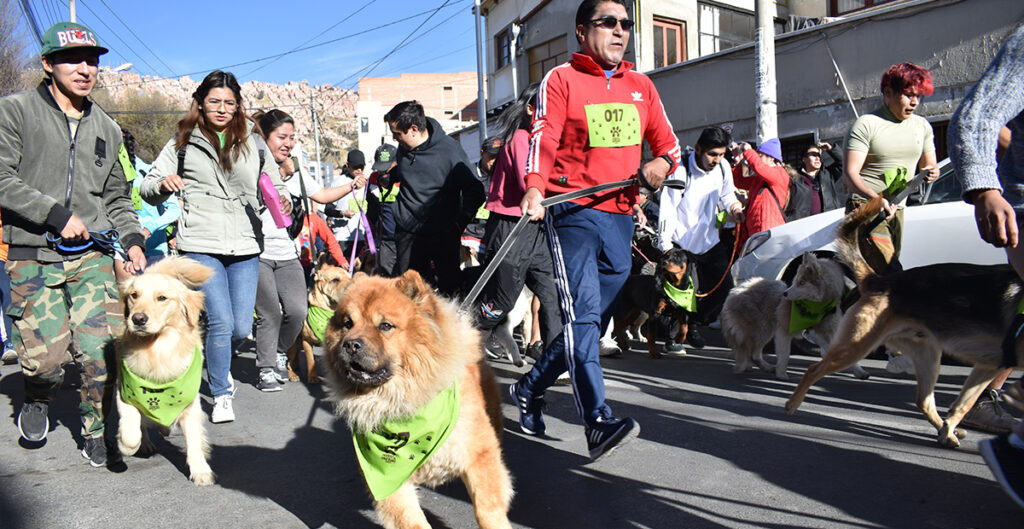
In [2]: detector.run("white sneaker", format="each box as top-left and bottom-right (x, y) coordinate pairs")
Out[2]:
(599, 336), (622, 357)
(555, 371), (571, 386)
(885, 352), (915, 376)
(211, 395), (235, 423)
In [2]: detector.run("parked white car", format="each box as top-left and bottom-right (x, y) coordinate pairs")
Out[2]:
(731, 158), (1006, 284)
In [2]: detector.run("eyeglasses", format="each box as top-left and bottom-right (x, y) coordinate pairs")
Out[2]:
(589, 16), (634, 31)
(204, 98), (237, 111)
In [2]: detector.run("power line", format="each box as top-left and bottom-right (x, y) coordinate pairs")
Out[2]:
(68, 0), (164, 74)
(97, 1), (470, 91)
(240, 0), (377, 79)
(96, 0), (176, 76)
(48, 0), (133, 67)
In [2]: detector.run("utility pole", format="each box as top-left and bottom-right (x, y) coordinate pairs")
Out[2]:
(473, 0), (488, 142)
(311, 87), (323, 184)
(510, 23), (520, 100)
(69, 0), (75, 22)
(754, 0), (777, 143)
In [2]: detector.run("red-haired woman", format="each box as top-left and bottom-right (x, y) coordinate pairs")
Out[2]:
(141, 70), (290, 423)
(843, 62), (940, 274)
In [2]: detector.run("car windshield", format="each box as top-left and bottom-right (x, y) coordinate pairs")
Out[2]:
(907, 159), (960, 206)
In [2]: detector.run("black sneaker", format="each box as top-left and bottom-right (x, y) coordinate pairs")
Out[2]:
(979, 434), (1024, 509)
(18, 401), (49, 442)
(526, 341), (544, 361)
(685, 328), (706, 350)
(508, 382), (545, 436)
(81, 436), (107, 468)
(585, 416), (640, 461)
(257, 368), (283, 392)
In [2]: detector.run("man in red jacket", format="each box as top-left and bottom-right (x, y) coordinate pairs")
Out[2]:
(508, 0), (680, 461)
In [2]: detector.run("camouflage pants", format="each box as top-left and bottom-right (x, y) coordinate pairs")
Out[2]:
(6, 252), (123, 438)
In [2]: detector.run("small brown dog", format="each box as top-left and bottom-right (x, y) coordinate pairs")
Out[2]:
(324, 270), (513, 529)
(116, 257), (215, 485)
(613, 247), (693, 358)
(287, 259), (351, 383)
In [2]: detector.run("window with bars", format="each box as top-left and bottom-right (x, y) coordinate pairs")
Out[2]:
(828, 0), (898, 16)
(653, 16), (686, 69)
(528, 36), (568, 83)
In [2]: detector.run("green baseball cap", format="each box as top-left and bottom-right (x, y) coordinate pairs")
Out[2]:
(40, 22), (109, 57)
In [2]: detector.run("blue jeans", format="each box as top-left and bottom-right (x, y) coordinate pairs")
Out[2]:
(518, 203), (633, 427)
(183, 252), (259, 397)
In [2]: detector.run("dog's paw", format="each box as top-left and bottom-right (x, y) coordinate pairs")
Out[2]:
(937, 424), (963, 448)
(784, 398), (801, 415)
(137, 440), (157, 457)
(190, 471), (216, 486)
(308, 373), (321, 384)
(288, 371), (300, 382)
(775, 369), (790, 381)
(852, 366), (871, 380)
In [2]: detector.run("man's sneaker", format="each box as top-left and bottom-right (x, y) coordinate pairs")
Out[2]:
(586, 415), (640, 461)
(962, 390), (1017, 434)
(979, 434), (1024, 509)
(1, 346), (17, 365)
(508, 382), (545, 436)
(80, 436), (107, 468)
(274, 353), (289, 383)
(257, 368), (283, 392)
(685, 328), (705, 350)
(554, 371), (571, 386)
(17, 401), (49, 442)
(599, 336), (622, 357)
(664, 341), (686, 354)
(885, 351), (915, 376)
(525, 341), (544, 361)
(211, 395), (235, 423)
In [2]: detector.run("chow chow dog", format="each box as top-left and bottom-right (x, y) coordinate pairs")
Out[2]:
(324, 270), (513, 529)
(287, 258), (350, 383)
(612, 247), (693, 358)
(722, 253), (870, 380)
(785, 197), (1024, 448)
(116, 257), (215, 485)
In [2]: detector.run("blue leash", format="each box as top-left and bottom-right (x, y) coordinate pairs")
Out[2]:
(45, 229), (129, 261)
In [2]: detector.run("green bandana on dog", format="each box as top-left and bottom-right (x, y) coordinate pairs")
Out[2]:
(789, 299), (838, 334)
(307, 305), (333, 342)
(663, 279), (697, 313)
(353, 382), (460, 500)
(120, 346), (202, 427)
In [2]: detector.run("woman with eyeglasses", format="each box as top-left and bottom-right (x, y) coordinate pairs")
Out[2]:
(140, 70), (289, 424)
(251, 109), (363, 392)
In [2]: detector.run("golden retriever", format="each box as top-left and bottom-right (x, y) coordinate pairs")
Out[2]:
(287, 260), (351, 383)
(324, 270), (513, 529)
(116, 257), (215, 485)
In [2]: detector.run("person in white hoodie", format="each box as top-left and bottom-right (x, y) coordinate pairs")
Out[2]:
(658, 127), (744, 350)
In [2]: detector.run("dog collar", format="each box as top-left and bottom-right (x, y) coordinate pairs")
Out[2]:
(352, 382), (460, 500)
(307, 305), (333, 343)
(789, 299), (838, 334)
(120, 345), (202, 427)
(662, 279), (697, 313)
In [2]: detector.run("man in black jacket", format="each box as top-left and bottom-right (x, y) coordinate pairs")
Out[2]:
(385, 101), (485, 295)
(792, 142), (845, 218)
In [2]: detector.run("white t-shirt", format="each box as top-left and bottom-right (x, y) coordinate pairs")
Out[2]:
(260, 165), (323, 261)
(658, 151), (741, 255)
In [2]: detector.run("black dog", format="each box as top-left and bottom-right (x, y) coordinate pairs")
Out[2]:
(613, 247), (694, 358)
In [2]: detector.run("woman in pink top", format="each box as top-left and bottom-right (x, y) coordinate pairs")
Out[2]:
(732, 138), (790, 250)
(474, 84), (562, 364)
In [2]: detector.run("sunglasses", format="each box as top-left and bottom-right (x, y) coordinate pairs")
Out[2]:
(589, 16), (634, 31)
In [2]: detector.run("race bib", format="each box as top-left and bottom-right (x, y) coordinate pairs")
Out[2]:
(585, 103), (641, 147)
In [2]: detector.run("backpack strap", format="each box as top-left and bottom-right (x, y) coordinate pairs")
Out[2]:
(758, 184), (787, 220)
(176, 147), (187, 177)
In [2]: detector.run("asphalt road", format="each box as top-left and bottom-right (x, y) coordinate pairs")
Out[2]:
(0, 334), (1020, 529)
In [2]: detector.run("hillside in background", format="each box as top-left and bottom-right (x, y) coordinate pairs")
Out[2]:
(94, 69), (358, 170)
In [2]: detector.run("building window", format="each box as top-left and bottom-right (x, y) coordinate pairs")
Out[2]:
(828, 0), (897, 15)
(495, 27), (512, 69)
(528, 36), (568, 84)
(698, 3), (755, 56)
(653, 16), (686, 69)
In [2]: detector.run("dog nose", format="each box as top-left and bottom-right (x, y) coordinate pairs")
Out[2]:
(131, 313), (148, 326)
(342, 338), (363, 354)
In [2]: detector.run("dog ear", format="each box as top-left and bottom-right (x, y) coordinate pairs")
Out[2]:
(120, 277), (135, 319)
(152, 257), (215, 289)
(394, 270), (433, 306)
(181, 289), (205, 328)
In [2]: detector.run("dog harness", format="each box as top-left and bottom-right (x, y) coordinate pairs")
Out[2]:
(789, 299), (839, 334)
(662, 279), (697, 313)
(353, 382), (460, 500)
(120, 345), (202, 427)
(306, 305), (333, 343)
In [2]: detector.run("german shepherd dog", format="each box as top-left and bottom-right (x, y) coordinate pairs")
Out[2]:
(613, 247), (693, 358)
(722, 253), (870, 380)
(785, 197), (1024, 448)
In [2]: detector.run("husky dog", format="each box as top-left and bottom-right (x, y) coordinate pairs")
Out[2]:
(722, 253), (869, 380)
(785, 197), (1024, 448)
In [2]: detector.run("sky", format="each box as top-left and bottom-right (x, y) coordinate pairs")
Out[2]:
(13, 0), (481, 89)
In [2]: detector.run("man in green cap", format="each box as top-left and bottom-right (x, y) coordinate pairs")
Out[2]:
(0, 21), (146, 467)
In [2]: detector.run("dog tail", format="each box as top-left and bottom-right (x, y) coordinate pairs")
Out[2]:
(835, 195), (884, 284)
